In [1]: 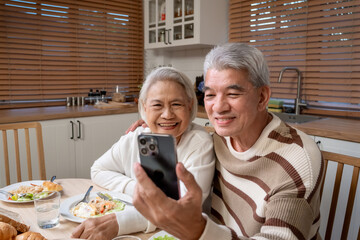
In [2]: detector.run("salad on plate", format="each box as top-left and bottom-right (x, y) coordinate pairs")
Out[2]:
(70, 193), (125, 219)
(1, 181), (63, 202)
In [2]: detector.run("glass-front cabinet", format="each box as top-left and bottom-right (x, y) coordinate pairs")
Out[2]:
(144, 0), (227, 49)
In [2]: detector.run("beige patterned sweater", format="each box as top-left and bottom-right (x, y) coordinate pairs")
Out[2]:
(199, 114), (324, 240)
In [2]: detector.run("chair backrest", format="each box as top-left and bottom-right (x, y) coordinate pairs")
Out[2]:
(320, 150), (360, 240)
(204, 126), (215, 134)
(0, 122), (46, 186)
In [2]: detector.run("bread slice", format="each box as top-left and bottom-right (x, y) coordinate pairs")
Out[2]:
(42, 181), (63, 192)
(0, 207), (29, 233)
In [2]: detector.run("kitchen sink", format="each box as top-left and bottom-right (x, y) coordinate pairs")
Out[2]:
(273, 112), (322, 124)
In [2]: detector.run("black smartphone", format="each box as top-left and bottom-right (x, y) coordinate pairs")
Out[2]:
(137, 133), (180, 200)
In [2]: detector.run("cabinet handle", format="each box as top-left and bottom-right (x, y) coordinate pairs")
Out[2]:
(167, 29), (172, 44)
(70, 121), (74, 139)
(316, 140), (321, 145)
(77, 120), (81, 139)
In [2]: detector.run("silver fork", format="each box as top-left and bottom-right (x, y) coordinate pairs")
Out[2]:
(0, 189), (14, 197)
(0, 190), (29, 199)
(96, 192), (133, 206)
(75, 185), (93, 206)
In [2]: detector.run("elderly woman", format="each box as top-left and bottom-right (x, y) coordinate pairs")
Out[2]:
(72, 67), (215, 240)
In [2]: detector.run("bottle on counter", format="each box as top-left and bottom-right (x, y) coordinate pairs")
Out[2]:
(88, 89), (94, 105)
(160, 1), (166, 21)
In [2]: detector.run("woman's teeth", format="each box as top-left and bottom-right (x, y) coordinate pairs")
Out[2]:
(159, 123), (177, 127)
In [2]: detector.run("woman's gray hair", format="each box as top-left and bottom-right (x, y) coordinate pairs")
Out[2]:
(138, 67), (198, 122)
(203, 43), (270, 87)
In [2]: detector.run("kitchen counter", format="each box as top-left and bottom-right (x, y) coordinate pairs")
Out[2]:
(1, 105), (359, 143)
(196, 106), (360, 143)
(0, 104), (138, 124)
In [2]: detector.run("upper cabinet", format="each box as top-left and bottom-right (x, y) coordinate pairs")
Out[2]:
(144, 0), (227, 49)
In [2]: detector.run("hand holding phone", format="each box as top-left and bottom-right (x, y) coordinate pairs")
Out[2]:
(138, 133), (180, 200)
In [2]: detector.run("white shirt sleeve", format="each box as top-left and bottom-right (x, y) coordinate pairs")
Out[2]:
(91, 128), (143, 195)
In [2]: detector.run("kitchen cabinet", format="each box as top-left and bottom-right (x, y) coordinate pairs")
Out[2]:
(193, 117), (211, 127)
(144, 0), (227, 49)
(314, 136), (360, 240)
(40, 113), (139, 179)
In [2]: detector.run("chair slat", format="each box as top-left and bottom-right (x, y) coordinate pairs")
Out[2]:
(325, 162), (344, 240)
(320, 159), (329, 201)
(13, 129), (22, 182)
(25, 128), (33, 180)
(2, 129), (10, 185)
(35, 123), (46, 180)
(341, 166), (360, 240)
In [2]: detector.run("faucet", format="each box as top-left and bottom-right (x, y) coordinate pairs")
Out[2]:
(278, 67), (307, 115)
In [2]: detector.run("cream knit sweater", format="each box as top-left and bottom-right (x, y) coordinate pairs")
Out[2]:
(200, 113), (323, 240)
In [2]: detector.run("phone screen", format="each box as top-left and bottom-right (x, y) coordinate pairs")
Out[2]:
(138, 133), (180, 200)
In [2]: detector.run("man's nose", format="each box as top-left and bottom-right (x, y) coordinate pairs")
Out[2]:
(212, 95), (230, 113)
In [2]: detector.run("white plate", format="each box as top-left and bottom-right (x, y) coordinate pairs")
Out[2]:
(60, 191), (132, 223)
(148, 230), (178, 240)
(0, 180), (50, 203)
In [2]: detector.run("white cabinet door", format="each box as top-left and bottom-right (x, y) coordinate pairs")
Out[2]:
(74, 113), (139, 178)
(41, 113), (139, 179)
(315, 136), (360, 240)
(41, 119), (77, 179)
(144, 0), (227, 49)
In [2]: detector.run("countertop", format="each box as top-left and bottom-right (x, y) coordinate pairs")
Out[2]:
(0, 105), (359, 143)
(196, 106), (360, 143)
(0, 104), (138, 124)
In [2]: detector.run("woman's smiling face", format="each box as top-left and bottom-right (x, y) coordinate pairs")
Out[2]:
(143, 80), (192, 142)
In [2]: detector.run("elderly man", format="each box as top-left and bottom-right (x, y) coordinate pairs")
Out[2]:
(133, 43), (323, 240)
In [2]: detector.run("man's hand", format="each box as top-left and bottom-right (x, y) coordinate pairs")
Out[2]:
(125, 119), (147, 134)
(71, 213), (118, 240)
(133, 162), (206, 240)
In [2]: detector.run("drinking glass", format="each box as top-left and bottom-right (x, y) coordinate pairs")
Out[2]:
(112, 236), (141, 240)
(34, 191), (60, 229)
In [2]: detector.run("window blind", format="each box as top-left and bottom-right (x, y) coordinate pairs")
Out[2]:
(0, 0), (143, 109)
(229, 0), (360, 118)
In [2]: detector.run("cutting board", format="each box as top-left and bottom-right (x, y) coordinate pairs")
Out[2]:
(93, 101), (135, 109)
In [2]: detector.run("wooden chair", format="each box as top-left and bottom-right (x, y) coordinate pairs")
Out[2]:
(0, 122), (46, 185)
(204, 126), (215, 134)
(320, 151), (360, 240)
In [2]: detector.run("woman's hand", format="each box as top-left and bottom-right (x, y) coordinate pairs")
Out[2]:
(71, 213), (118, 240)
(133, 162), (206, 240)
(125, 119), (147, 134)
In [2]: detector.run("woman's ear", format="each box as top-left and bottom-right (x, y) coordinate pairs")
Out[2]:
(258, 86), (271, 111)
(189, 99), (194, 111)
(142, 100), (147, 113)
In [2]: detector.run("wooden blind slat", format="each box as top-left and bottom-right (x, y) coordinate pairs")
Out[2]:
(0, 0), (143, 107)
(229, 0), (360, 116)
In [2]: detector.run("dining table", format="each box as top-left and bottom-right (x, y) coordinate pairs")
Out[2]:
(0, 178), (157, 240)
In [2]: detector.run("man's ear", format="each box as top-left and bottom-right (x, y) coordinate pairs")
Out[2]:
(258, 85), (271, 111)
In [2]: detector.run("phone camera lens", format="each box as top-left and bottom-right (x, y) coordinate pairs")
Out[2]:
(139, 138), (146, 145)
(149, 144), (156, 151)
(140, 148), (147, 155)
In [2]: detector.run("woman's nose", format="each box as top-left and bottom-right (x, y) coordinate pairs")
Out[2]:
(161, 107), (174, 118)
